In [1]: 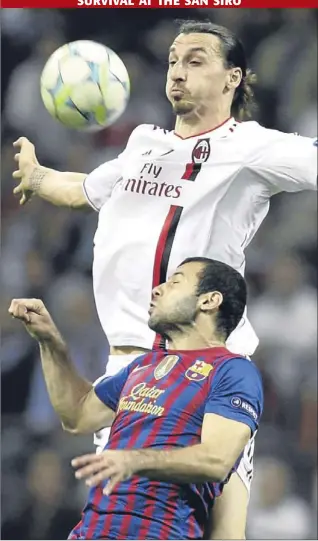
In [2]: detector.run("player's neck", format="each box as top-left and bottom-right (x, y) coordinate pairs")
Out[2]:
(174, 107), (232, 139)
(167, 329), (225, 351)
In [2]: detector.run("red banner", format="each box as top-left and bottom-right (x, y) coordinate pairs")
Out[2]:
(1, 0), (318, 6)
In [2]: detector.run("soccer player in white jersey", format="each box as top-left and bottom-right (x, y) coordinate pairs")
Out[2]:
(13, 20), (317, 538)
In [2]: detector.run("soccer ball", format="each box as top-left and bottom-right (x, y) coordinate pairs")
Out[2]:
(40, 40), (130, 131)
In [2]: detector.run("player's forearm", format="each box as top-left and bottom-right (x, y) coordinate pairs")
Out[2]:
(134, 443), (229, 483)
(30, 165), (89, 208)
(38, 332), (93, 432)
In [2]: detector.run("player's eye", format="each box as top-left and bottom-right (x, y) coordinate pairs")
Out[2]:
(168, 278), (179, 285)
(168, 60), (177, 67)
(189, 60), (202, 66)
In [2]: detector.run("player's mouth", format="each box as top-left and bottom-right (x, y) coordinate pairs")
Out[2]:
(171, 88), (185, 98)
(148, 301), (157, 315)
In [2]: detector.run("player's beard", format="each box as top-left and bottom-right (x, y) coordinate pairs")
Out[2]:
(172, 99), (195, 116)
(148, 295), (198, 340)
(170, 91), (196, 116)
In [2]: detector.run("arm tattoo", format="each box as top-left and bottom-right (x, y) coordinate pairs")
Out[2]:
(29, 167), (47, 192)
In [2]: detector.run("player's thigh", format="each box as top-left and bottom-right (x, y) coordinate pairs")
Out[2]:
(209, 473), (248, 540)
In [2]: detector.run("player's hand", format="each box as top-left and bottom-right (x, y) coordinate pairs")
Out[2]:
(72, 450), (136, 495)
(12, 137), (40, 205)
(8, 298), (59, 342)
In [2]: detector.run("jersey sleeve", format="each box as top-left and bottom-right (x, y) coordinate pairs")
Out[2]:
(205, 357), (263, 434)
(250, 132), (317, 193)
(82, 156), (123, 211)
(94, 355), (146, 411)
(82, 124), (146, 211)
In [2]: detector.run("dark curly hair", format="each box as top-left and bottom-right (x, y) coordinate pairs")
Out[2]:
(181, 257), (247, 339)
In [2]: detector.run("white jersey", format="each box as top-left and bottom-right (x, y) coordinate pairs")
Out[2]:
(84, 118), (317, 355)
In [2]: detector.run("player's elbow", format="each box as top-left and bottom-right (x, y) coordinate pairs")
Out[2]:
(61, 419), (81, 434)
(61, 420), (94, 435)
(69, 197), (91, 210)
(64, 181), (91, 209)
(206, 459), (231, 483)
(203, 449), (232, 482)
(60, 414), (89, 435)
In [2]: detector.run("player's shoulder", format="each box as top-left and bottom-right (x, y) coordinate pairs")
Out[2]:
(127, 123), (171, 144)
(213, 350), (262, 382)
(127, 124), (171, 148)
(236, 120), (301, 146)
(198, 347), (260, 377)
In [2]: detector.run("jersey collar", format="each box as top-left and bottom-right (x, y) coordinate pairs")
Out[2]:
(165, 346), (231, 357)
(173, 117), (237, 140)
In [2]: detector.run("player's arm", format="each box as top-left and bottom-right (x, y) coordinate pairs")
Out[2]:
(12, 126), (146, 209)
(12, 136), (123, 210)
(127, 414), (251, 484)
(251, 132), (317, 193)
(8, 298), (132, 434)
(72, 415), (252, 496)
(13, 138), (89, 208)
(131, 359), (262, 484)
(206, 472), (248, 540)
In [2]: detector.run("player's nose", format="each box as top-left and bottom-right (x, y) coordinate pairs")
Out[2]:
(152, 285), (163, 299)
(170, 64), (187, 82)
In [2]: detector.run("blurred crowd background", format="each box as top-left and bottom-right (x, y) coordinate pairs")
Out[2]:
(1, 8), (317, 540)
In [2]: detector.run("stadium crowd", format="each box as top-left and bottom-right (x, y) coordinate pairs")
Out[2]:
(1, 8), (317, 539)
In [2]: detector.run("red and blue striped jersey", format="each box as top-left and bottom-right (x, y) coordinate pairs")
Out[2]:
(69, 347), (263, 540)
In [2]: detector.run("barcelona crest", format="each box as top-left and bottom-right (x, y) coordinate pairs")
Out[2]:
(185, 360), (214, 382)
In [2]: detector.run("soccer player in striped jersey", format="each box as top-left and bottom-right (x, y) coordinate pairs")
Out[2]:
(12, 19), (316, 537)
(9, 257), (263, 540)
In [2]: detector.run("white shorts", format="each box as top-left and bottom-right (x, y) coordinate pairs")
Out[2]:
(93, 352), (255, 492)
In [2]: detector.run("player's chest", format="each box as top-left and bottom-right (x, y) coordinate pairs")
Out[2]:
(116, 355), (214, 421)
(112, 138), (245, 205)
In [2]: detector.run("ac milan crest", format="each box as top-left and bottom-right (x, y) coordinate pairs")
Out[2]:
(192, 139), (211, 164)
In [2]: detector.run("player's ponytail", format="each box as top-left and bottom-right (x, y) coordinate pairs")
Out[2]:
(176, 20), (258, 121)
(232, 69), (257, 121)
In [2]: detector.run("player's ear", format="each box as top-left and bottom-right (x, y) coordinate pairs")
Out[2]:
(198, 291), (223, 313)
(225, 67), (242, 91)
